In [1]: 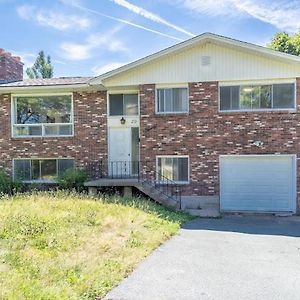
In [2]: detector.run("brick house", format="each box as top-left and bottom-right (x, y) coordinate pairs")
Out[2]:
(1, 33), (300, 215)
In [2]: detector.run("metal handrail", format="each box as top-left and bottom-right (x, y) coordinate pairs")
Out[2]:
(99, 160), (140, 179)
(98, 160), (182, 208)
(140, 163), (182, 208)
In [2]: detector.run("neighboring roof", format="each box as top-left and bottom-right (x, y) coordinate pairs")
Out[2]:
(90, 32), (300, 85)
(0, 76), (92, 87)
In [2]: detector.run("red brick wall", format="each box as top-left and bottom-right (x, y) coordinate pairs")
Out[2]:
(139, 79), (300, 197)
(1, 80), (300, 198)
(0, 50), (23, 82)
(0, 91), (107, 177)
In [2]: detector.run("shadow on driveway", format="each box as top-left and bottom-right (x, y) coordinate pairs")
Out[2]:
(106, 214), (300, 300)
(182, 215), (300, 237)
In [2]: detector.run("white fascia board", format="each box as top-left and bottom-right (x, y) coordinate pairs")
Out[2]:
(0, 83), (106, 94)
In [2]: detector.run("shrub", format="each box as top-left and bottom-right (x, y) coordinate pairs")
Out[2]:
(57, 168), (88, 192)
(0, 169), (24, 195)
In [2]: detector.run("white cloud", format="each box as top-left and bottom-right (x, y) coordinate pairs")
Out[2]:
(60, 43), (91, 60)
(233, 0), (300, 32)
(17, 5), (90, 31)
(178, 0), (238, 17)
(176, 0), (300, 32)
(91, 62), (127, 75)
(63, 2), (184, 41)
(110, 0), (195, 37)
(60, 28), (128, 60)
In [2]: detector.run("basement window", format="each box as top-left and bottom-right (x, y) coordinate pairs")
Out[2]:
(156, 156), (189, 184)
(13, 158), (74, 182)
(12, 94), (73, 137)
(220, 83), (295, 111)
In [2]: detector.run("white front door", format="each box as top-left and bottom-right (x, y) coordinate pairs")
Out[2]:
(109, 128), (131, 177)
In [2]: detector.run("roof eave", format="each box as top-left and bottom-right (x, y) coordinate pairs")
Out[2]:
(0, 83), (106, 94)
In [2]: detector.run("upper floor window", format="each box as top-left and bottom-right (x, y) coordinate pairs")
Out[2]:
(220, 83), (295, 111)
(156, 88), (188, 113)
(12, 94), (73, 137)
(109, 94), (138, 116)
(13, 158), (74, 182)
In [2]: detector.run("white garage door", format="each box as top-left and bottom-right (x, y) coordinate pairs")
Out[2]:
(220, 155), (296, 213)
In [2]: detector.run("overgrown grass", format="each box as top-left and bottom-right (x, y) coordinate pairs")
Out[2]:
(0, 191), (191, 299)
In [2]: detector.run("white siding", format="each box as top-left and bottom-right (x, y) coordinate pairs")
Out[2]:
(103, 43), (300, 87)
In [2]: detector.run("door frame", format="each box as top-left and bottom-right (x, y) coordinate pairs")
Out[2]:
(219, 154), (297, 213)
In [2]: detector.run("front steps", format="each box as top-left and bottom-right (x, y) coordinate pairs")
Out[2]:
(134, 183), (180, 210)
(85, 179), (220, 217)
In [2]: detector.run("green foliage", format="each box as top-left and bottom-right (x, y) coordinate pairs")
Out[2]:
(16, 95), (71, 124)
(0, 169), (24, 195)
(0, 192), (191, 299)
(268, 31), (300, 56)
(26, 51), (54, 79)
(57, 168), (88, 192)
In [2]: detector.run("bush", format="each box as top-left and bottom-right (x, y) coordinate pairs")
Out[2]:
(57, 168), (88, 192)
(0, 169), (24, 195)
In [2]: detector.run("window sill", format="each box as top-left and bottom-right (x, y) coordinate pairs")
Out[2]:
(21, 180), (57, 184)
(155, 112), (189, 116)
(108, 115), (139, 118)
(156, 181), (190, 185)
(219, 108), (297, 114)
(12, 135), (74, 139)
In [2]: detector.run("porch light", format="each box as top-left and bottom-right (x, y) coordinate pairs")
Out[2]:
(120, 117), (126, 125)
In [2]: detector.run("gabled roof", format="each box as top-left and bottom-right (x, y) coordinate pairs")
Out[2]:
(90, 32), (300, 85)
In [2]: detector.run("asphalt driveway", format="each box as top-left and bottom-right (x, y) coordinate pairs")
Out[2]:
(105, 215), (300, 300)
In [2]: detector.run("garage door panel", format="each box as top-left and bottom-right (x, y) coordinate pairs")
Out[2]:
(220, 155), (295, 212)
(223, 183), (292, 196)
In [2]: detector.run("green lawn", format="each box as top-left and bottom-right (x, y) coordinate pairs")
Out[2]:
(0, 191), (191, 299)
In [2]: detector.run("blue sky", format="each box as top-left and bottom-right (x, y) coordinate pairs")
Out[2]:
(1, 0), (299, 78)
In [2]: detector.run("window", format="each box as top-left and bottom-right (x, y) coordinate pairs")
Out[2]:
(220, 83), (295, 111)
(273, 84), (295, 108)
(156, 88), (188, 113)
(12, 94), (73, 137)
(109, 94), (138, 116)
(13, 158), (74, 182)
(157, 156), (189, 183)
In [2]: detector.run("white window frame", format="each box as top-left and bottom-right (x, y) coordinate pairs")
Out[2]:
(11, 93), (74, 138)
(218, 81), (297, 112)
(156, 155), (190, 184)
(13, 158), (75, 183)
(107, 91), (140, 117)
(155, 86), (189, 114)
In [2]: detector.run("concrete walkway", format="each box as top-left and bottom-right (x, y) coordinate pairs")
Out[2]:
(105, 215), (300, 300)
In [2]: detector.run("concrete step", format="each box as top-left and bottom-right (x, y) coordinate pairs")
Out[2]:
(135, 184), (179, 210)
(185, 208), (220, 218)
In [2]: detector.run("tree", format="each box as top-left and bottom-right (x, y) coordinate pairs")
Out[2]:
(26, 51), (54, 79)
(268, 31), (300, 56)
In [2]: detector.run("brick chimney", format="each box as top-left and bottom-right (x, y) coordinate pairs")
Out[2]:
(0, 49), (23, 83)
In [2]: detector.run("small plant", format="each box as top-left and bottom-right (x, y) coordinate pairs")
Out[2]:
(0, 169), (24, 195)
(57, 168), (88, 192)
